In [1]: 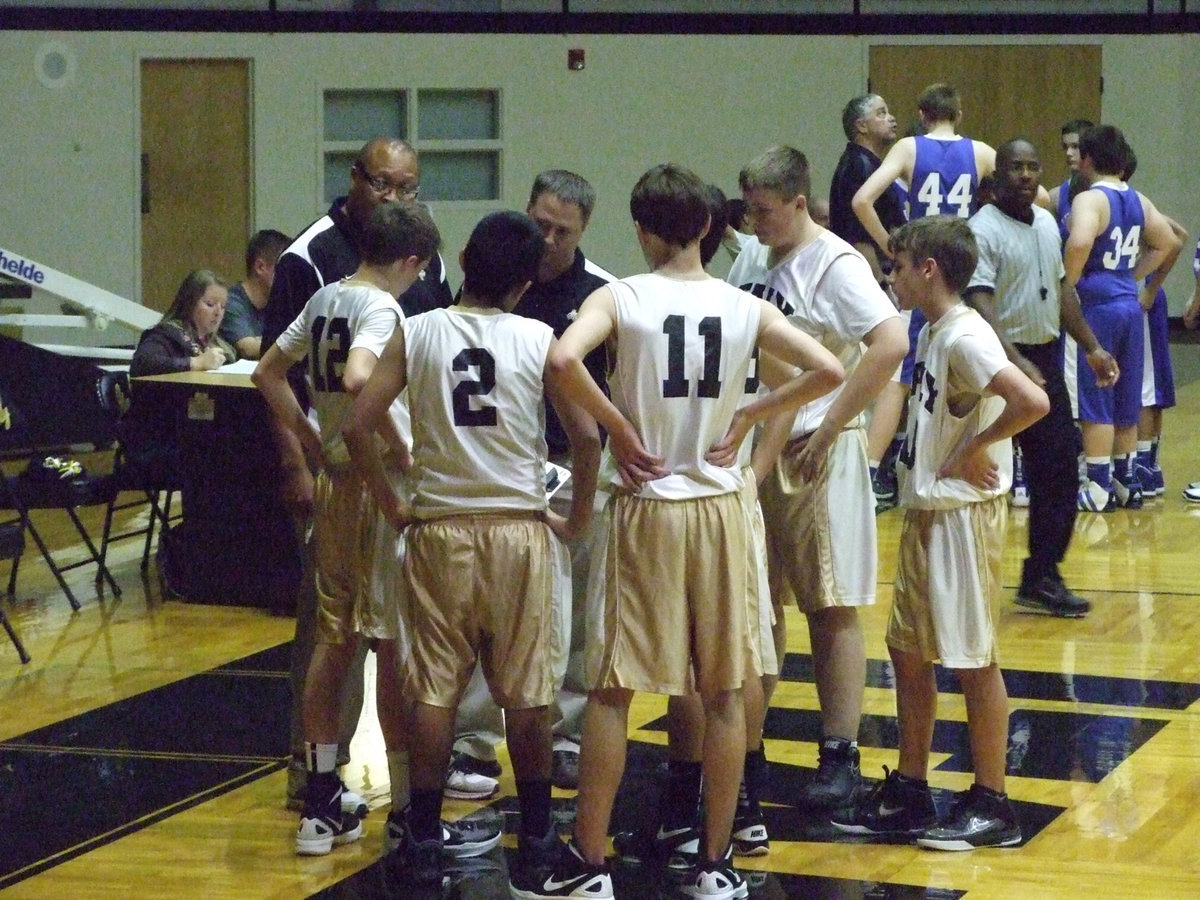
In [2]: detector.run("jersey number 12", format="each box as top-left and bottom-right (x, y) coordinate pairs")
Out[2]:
(309, 315), (350, 393)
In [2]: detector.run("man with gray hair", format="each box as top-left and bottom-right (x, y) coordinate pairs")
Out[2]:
(447, 169), (615, 798)
(829, 94), (909, 512)
(829, 93), (905, 283)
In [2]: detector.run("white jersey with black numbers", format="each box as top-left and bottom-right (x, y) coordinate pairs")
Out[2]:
(275, 277), (409, 468)
(606, 273), (761, 501)
(735, 351), (764, 469)
(404, 305), (553, 516)
(729, 232), (898, 438)
(897, 303), (1013, 510)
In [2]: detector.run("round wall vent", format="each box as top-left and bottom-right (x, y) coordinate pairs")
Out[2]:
(36, 41), (77, 90)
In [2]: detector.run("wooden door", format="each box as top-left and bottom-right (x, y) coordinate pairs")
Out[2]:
(140, 59), (249, 313)
(869, 45), (1102, 190)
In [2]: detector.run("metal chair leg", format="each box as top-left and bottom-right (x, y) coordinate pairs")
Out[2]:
(0, 602), (31, 664)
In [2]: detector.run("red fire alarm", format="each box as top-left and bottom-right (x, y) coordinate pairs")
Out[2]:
(568, 48), (585, 71)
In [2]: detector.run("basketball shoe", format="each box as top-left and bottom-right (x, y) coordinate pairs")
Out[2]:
(916, 783), (1021, 851)
(831, 767), (937, 839)
(1077, 478), (1115, 513)
(295, 773), (363, 855)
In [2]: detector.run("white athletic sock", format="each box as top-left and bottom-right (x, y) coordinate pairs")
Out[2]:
(306, 742), (339, 775)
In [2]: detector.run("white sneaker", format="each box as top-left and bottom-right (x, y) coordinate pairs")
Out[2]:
(680, 858), (748, 899)
(1077, 479), (1114, 513)
(1183, 482), (1200, 503)
(444, 753), (500, 800)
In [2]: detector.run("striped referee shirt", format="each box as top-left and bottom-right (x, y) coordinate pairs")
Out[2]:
(967, 203), (1064, 345)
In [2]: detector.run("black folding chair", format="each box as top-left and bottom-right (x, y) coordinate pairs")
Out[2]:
(0, 461), (120, 612)
(0, 499), (31, 663)
(0, 337), (125, 612)
(95, 372), (182, 579)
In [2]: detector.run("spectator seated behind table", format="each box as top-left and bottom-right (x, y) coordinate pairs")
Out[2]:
(131, 269), (236, 377)
(219, 229), (291, 360)
(124, 269), (237, 480)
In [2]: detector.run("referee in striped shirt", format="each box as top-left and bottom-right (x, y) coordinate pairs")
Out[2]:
(963, 138), (1118, 618)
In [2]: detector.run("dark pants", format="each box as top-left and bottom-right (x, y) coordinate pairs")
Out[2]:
(1015, 337), (1081, 588)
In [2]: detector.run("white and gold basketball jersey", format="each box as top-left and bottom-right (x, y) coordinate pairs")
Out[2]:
(275, 277), (409, 468)
(897, 303), (1013, 510)
(403, 306), (553, 516)
(606, 272), (761, 500)
(729, 232), (898, 439)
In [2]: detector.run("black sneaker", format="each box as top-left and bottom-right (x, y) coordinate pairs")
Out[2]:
(294, 773), (363, 855)
(443, 814), (503, 857)
(743, 870), (782, 897)
(916, 783), (1022, 851)
(1113, 476), (1144, 509)
(286, 759), (367, 817)
(799, 738), (860, 810)
(1014, 576), (1091, 618)
(510, 838), (613, 899)
(831, 767), (936, 839)
(873, 463), (897, 502)
(388, 822), (444, 887)
(551, 748), (580, 790)
(873, 465), (898, 514)
(384, 812), (407, 854)
(384, 811), (502, 858)
(731, 808), (769, 856)
(612, 821), (701, 871)
(508, 825), (563, 897)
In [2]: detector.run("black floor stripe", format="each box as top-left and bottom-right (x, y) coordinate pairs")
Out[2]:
(639, 702), (1161, 786)
(776, 653), (1200, 710)
(214, 642), (293, 673)
(314, 848), (968, 900)
(0, 642), (291, 889)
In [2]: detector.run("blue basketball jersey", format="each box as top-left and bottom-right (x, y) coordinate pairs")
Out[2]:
(1076, 183), (1145, 307)
(910, 136), (978, 220)
(1056, 178), (1072, 243)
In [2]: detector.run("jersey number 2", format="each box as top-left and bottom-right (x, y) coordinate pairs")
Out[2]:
(452, 347), (498, 426)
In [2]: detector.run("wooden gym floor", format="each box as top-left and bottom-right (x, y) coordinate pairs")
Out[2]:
(2, 342), (1199, 899)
